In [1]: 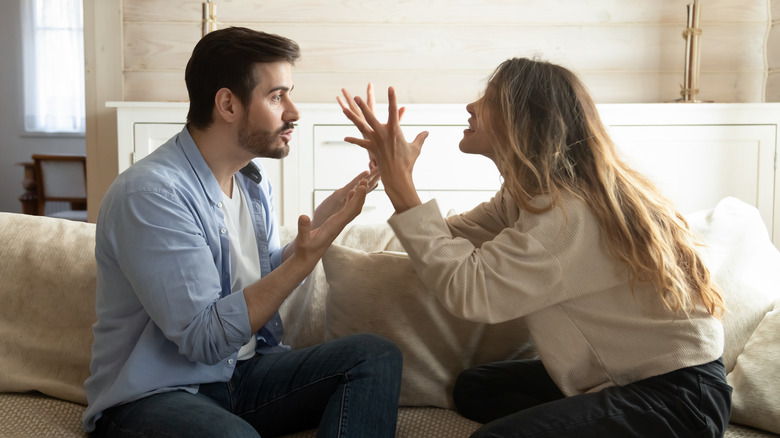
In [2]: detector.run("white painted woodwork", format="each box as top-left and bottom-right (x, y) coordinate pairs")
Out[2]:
(107, 102), (780, 248)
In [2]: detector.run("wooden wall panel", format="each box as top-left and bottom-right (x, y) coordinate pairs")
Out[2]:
(768, 6), (779, 101)
(124, 70), (764, 105)
(119, 0), (771, 103)
(122, 0), (768, 24)
(124, 23), (765, 72)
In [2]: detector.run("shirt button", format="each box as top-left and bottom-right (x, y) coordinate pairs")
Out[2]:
(220, 228), (227, 234)
(228, 358), (235, 365)
(217, 202), (223, 208)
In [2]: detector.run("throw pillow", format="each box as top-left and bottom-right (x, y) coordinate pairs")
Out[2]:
(321, 244), (534, 409)
(279, 222), (402, 349)
(0, 213), (97, 405)
(727, 303), (780, 434)
(685, 197), (780, 372)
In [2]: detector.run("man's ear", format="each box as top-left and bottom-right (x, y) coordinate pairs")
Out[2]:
(214, 88), (241, 124)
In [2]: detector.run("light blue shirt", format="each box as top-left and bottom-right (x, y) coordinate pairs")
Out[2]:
(83, 127), (288, 432)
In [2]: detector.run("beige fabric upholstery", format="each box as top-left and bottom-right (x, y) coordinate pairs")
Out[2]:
(0, 213), (96, 405)
(728, 303), (780, 434)
(686, 198), (780, 373)
(0, 393), (774, 438)
(322, 245), (533, 408)
(0, 210), (778, 437)
(0, 393), (87, 438)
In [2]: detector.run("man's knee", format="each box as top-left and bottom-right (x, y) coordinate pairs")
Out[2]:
(341, 333), (401, 361)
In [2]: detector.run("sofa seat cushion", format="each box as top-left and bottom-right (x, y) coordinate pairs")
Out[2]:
(0, 393), (86, 437)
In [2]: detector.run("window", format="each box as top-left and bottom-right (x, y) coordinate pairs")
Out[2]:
(21, 0), (85, 134)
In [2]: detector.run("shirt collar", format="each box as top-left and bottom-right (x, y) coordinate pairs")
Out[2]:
(177, 125), (230, 206)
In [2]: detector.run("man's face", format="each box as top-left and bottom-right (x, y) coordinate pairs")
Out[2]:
(237, 62), (299, 159)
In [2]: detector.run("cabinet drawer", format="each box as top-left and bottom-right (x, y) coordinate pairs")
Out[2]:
(314, 189), (496, 224)
(313, 125), (501, 191)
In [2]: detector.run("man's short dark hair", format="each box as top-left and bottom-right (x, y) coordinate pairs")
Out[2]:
(185, 27), (301, 129)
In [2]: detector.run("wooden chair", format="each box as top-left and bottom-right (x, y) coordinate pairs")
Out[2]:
(31, 154), (87, 221)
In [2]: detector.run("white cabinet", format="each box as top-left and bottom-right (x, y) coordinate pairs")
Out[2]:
(310, 123), (501, 223)
(108, 102), (780, 246)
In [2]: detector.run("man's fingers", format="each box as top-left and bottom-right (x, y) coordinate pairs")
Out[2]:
(296, 215), (312, 245)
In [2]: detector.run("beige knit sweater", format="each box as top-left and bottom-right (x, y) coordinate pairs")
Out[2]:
(387, 188), (724, 396)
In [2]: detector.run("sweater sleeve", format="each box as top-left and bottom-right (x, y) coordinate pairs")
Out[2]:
(388, 198), (566, 323)
(445, 188), (511, 246)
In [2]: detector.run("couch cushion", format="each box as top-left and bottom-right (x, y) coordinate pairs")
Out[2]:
(279, 222), (405, 349)
(727, 303), (780, 434)
(686, 198), (780, 373)
(321, 244), (534, 409)
(0, 393), (86, 437)
(0, 213), (96, 405)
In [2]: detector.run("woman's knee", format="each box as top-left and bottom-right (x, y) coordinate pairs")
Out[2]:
(453, 367), (487, 417)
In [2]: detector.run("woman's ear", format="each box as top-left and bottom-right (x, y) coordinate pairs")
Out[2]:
(214, 87), (241, 124)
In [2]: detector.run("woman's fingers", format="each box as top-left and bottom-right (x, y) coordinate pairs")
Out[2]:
(387, 86), (399, 126)
(353, 96), (383, 131)
(343, 136), (372, 149)
(366, 83), (375, 112)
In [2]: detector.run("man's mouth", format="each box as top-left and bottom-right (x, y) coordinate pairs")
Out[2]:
(280, 123), (295, 142)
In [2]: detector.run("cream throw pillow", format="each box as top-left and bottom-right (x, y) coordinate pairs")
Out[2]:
(321, 244), (534, 408)
(0, 213), (96, 405)
(686, 197), (780, 373)
(727, 303), (780, 434)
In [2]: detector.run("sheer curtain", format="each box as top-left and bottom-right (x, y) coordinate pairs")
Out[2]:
(21, 0), (85, 134)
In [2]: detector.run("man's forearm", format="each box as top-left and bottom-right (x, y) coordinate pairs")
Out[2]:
(243, 252), (316, 333)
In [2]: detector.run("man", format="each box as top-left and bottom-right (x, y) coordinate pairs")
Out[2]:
(83, 27), (402, 437)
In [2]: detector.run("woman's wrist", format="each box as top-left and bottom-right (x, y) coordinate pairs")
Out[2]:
(383, 175), (421, 213)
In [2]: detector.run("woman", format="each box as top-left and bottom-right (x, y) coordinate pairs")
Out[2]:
(338, 58), (732, 438)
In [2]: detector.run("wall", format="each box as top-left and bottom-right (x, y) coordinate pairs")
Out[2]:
(122, 0), (771, 104)
(768, 0), (780, 100)
(0, 0), (86, 215)
(83, 0), (772, 221)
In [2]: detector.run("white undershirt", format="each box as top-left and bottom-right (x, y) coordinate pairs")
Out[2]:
(222, 176), (261, 360)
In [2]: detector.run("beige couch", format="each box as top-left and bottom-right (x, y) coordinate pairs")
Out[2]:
(1, 197), (778, 437)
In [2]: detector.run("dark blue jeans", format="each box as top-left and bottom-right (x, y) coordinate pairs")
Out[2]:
(93, 333), (403, 438)
(453, 358), (732, 438)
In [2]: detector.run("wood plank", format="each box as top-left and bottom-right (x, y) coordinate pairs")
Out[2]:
(123, 70), (765, 104)
(769, 22), (780, 68)
(123, 22), (766, 72)
(122, 0), (769, 25)
(84, 0), (124, 222)
(767, 72), (780, 101)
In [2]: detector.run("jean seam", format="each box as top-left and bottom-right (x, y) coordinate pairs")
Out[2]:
(235, 371), (348, 418)
(337, 373), (350, 438)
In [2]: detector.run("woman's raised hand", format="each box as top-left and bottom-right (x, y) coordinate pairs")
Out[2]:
(338, 83), (406, 171)
(338, 86), (427, 213)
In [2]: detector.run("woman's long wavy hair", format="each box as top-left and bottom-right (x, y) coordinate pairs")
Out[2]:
(482, 57), (724, 318)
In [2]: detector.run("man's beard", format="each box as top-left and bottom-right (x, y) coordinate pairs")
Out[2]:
(238, 116), (293, 159)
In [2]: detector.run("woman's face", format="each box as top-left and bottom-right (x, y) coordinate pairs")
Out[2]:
(459, 85), (499, 160)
